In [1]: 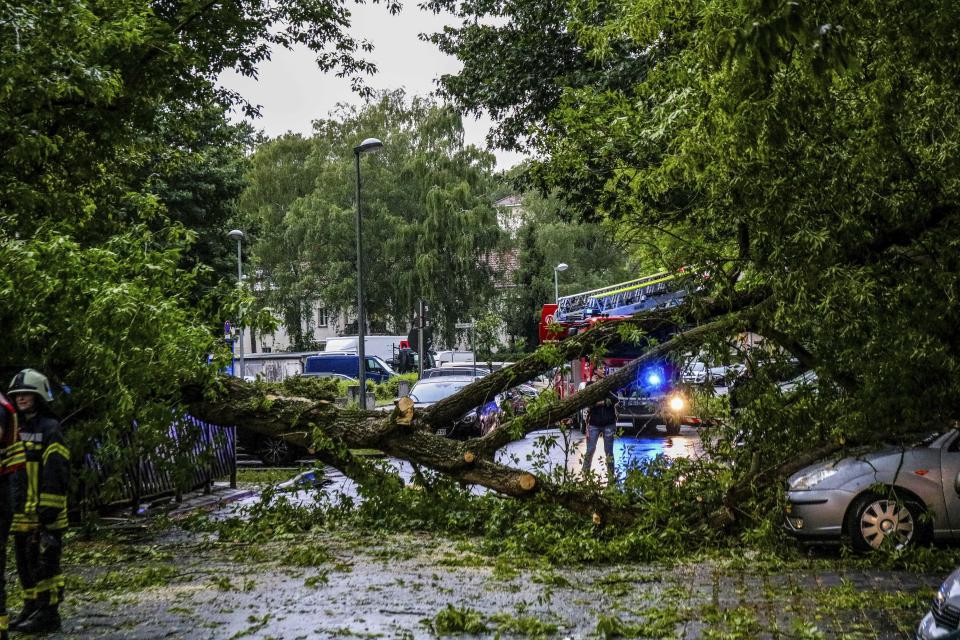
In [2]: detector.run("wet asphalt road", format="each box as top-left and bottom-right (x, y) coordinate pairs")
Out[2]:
(495, 422), (705, 481)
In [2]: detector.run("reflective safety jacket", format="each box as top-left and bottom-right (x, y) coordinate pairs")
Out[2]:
(7, 412), (69, 532)
(0, 393), (19, 522)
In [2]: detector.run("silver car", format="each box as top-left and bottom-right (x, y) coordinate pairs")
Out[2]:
(681, 361), (707, 384)
(918, 566), (960, 638)
(785, 430), (960, 550)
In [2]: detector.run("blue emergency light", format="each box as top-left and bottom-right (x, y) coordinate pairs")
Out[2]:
(639, 366), (666, 390)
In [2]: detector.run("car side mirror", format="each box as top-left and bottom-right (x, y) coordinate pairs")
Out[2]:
(955, 471), (960, 496)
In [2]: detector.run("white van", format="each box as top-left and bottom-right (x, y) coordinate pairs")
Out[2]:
(434, 350), (475, 366)
(324, 335), (408, 364)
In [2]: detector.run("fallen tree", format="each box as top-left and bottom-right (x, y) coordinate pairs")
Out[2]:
(182, 289), (855, 528)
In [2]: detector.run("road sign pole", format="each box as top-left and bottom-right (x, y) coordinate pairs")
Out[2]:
(418, 299), (426, 378)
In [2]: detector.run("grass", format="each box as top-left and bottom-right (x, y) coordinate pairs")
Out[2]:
(234, 467), (303, 486)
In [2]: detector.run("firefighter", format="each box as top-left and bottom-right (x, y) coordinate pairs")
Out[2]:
(7, 369), (69, 633)
(0, 391), (19, 640)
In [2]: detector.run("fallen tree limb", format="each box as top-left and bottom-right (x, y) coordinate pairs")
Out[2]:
(184, 286), (879, 530)
(180, 298), (769, 526)
(184, 377), (646, 523)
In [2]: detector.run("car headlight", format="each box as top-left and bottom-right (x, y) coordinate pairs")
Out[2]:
(934, 589), (946, 610)
(668, 395), (686, 412)
(790, 467), (839, 490)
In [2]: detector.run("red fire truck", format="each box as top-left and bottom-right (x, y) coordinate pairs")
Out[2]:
(539, 271), (699, 436)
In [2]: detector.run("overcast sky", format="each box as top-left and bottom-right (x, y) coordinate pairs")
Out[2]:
(218, 3), (526, 169)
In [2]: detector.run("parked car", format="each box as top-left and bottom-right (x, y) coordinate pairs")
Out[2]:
(918, 566), (960, 638)
(324, 335), (407, 363)
(681, 361), (708, 384)
(434, 350), (475, 366)
(785, 430), (960, 550)
(237, 431), (304, 467)
(300, 372), (357, 383)
(303, 352), (395, 384)
(408, 375), (500, 438)
(421, 366), (491, 379)
(708, 362), (746, 384)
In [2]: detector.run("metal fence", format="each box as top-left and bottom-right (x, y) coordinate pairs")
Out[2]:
(82, 415), (236, 514)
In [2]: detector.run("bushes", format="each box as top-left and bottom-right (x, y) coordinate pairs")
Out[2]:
(327, 373), (420, 404)
(377, 373), (419, 399)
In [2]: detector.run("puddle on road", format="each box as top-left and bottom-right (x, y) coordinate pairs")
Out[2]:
(227, 427), (704, 513)
(617, 431), (700, 469)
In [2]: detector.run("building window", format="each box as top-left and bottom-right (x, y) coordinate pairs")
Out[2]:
(317, 307), (329, 328)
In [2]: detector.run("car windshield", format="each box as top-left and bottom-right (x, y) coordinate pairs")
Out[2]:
(410, 381), (470, 403)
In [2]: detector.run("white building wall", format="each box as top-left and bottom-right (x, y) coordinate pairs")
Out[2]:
(239, 305), (350, 354)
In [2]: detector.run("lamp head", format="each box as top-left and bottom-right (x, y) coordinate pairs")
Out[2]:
(227, 229), (244, 242)
(354, 137), (384, 154)
(555, 262), (569, 272)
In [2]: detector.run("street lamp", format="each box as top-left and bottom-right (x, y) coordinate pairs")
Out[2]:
(554, 262), (569, 304)
(227, 229), (245, 380)
(353, 137), (383, 410)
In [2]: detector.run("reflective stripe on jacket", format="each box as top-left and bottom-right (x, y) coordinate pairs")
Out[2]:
(10, 413), (68, 532)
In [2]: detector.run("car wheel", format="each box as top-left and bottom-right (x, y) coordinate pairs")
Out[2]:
(846, 491), (927, 551)
(257, 436), (298, 467)
(665, 416), (681, 436)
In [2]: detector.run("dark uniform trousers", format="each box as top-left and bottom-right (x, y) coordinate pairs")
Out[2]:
(0, 481), (10, 635)
(14, 529), (64, 609)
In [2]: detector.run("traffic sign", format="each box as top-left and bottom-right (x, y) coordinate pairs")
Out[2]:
(455, 322), (474, 329)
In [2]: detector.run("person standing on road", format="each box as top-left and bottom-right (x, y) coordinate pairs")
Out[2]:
(582, 365), (618, 480)
(7, 369), (69, 634)
(0, 391), (20, 640)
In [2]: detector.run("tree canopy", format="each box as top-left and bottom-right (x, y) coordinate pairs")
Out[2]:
(0, 0), (393, 498)
(428, 0), (960, 445)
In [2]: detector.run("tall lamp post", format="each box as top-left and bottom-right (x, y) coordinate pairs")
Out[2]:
(226, 229), (244, 490)
(554, 262), (569, 304)
(353, 137), (384, 410)
(227, 229), (245, 380)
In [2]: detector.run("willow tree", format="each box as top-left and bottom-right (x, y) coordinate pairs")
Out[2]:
(240, 91), (502, 346)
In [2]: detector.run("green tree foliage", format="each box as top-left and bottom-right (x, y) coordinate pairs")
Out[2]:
(431, 0), (960, 446)
(240, 91), (502, 348)
(0, 0), (390, 499)
(422, 0), (647, 152)
(238, 134), (318, 348)
(502, 190), (632, 350)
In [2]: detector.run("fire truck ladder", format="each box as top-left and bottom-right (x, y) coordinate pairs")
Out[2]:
(556, 271), (680, 321)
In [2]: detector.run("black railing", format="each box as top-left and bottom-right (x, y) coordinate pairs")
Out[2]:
(81, 416), (236, 515)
